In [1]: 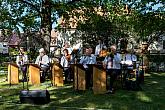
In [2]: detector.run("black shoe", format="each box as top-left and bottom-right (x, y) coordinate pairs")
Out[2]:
(22, 78), (27, 82)
(106, 87), (115, 94)
(106, 90), (115, 94)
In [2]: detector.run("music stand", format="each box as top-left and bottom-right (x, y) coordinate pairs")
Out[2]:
(71, 64), (86, 91)
(6, 62), (19, 85)
(51, 63), (64, 87)
(92, 64), (107, 94)
(7, 44), (19, 86)
(28, 63), (40, 85)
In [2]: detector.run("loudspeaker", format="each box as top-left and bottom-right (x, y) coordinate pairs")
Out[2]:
(19, 90), (50, 104)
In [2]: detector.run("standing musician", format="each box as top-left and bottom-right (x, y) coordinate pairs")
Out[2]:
(103, 45), (121, 94)
(60, 49), (72, 83)
(16, 47), (28, 82)
(63, 42), (72, 55)
(79, 47), (97, 89)
(35, 48), (50, 82)
(95, 39), (107, 57)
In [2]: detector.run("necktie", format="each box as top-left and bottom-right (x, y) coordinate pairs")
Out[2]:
(39, 56), (42, 66)
(111, 58), (113, 68)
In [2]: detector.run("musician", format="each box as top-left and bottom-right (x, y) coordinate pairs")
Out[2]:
(35, 48), (50, 82)
(80, 48), (96, 68)
(120, 49), (138, 86)
(103, 45), (121, 93)
(79, 47), (97, 89)
(121, 49), (137, 69)
(16, 47), (28, 82)
(60, 49), (72, 83)
(95, 39), (107, 56)
(63, 42), (72, 55)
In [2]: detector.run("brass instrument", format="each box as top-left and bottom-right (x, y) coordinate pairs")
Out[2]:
(99, 49), (107, 57)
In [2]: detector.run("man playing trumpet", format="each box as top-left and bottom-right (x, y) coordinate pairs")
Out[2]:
(103, 45), (121, 93)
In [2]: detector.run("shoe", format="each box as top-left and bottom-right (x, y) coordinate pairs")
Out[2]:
(106, 90), (115, 94)
(22, 78), (27, 82)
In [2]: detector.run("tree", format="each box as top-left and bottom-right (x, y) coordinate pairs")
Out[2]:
(0, 0), (71, 51)
(0, 0), (164, 51)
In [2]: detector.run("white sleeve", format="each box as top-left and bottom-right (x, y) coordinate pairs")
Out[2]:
(35, 56), (39, 65)
(42, 55), (49, 65)
(79, 56), (84, 64)
(60, 56), (64, 67)
(95, 46), (98, 55)
(93, 56), (97, 64)
(24, 55), (28, 63)
(115, 53), (121, 63)
(16, 56), (19, 66)
(103, 56), (108, 64)
(132, 55), (137, 61)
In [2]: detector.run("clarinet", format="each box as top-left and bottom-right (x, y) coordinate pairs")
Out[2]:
(39, 56), (42, 66)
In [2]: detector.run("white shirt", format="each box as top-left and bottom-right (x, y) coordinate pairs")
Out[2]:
(120, 53), (137, 69)
(60, 56), (70, 68)
(103, 53), (121, 69)
(62, 48), (72, 55)
(35, 55), (49, 68)
(79, 55), (97, 68)
(16, 54), (28, 67)
(95, 44), (107, 56)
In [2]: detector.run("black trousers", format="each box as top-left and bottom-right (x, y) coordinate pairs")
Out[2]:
(20, 65), (27, 81)
(63, 67), (72, 83)
(106, 69), (121, 90)
(85, 68), (93, 89)
(41, 66), (49, 82)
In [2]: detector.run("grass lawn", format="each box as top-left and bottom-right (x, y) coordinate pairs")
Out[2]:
(0, 71), (165, 110)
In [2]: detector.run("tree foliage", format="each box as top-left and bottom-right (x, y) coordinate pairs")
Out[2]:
(0, 0), (164, 50)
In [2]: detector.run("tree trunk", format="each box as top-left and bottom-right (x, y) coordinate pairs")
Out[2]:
(41, 0), (52, 53)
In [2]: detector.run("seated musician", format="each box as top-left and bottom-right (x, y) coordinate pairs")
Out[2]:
(79, 47), (97, 89)
(60, 49), (72, 83)
(120, 49), (138, 86)
(121, 49), (137, 69)
(35, 48), (50, 82)
(16, 47), (28, 82)
(103, 45), (121, 94)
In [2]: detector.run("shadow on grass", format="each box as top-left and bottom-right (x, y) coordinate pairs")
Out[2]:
(46, 72), (165, 109)
(0, 72), (165, 110)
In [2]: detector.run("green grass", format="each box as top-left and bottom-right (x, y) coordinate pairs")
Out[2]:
(0, 72), (165, 110)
